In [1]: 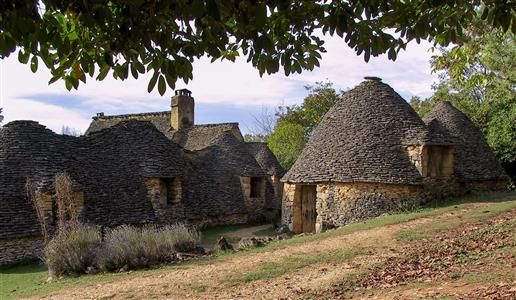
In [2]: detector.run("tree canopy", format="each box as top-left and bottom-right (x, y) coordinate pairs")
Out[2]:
(1, 1), (514, 95)
(268, 81), (342, 169)
(410, 19), (515, 170)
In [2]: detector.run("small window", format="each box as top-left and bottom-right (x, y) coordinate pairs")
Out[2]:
(164, 177), (181, 205)
(250, 177), (264, 198)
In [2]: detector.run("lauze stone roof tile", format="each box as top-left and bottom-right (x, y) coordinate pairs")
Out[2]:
(1, 113), (282, 238)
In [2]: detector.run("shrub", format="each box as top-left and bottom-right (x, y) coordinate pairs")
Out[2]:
(97, 223), (200, 272)
(44, 222), (101, 277)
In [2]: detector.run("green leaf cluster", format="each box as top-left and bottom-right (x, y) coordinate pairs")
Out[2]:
(411, 18), (515, 166)
(267, 122), (307, 170)
(1, 1), (514, 94)
(268, 81), (343, 169)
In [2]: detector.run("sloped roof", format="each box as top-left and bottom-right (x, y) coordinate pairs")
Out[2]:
(85, 111), (244, 152)
(244, 142), (284, 176)
(78, 120), (185, 226)
(0, 121), (79, 238)
(174, 123), (242, 151)
(0, 120), (187, 238)
(85, 111), (173, 138)
(282, 78), (429, 184)
(181, 132), (266, 218)
(423, 101), (507, 181)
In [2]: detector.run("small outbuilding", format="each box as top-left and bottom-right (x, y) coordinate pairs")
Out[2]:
(281, 77), (508, 234)
(0, 90), (284, 265)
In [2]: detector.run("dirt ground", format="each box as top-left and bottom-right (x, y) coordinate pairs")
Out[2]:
(33, 202), (515, 300)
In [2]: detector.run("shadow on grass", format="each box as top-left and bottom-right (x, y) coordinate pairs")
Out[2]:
(0, 259), (46, 274)
(200, 222), (273, 247)
(423, 191), (516, 210)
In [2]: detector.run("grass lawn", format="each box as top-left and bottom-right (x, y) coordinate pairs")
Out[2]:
(1, 191), (515, 299)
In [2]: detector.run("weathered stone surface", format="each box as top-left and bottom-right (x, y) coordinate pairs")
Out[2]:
(237, 236), (274, 249)
(0, 237), (44, 265)
(282, 182), (421, 232)
(423, 101), (508, 184)
(281, 79), (507, 234)
(0, 93), (284, 264)
(282, 79), (434, 185)
(214, 236), (233, 251)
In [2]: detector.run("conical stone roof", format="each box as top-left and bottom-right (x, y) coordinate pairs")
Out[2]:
(282, 78), (429, 184)
(423, 101), (507, 181)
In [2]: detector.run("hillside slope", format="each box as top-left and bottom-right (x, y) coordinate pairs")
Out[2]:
(3, 194), (515, 300)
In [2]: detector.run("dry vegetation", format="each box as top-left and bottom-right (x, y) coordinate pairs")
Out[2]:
(31, 172), (202, 277)
(3, 193), (515, 299)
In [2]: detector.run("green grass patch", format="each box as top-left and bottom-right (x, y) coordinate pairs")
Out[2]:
(411, 197), (516, 237)
(466, 199), (516, 218)
(0, 258), (209, 300)
(225, 248), (361, 283)
(395, 230), (427, 241)
(0, 261), (48, 299)
(253, 226), (277, 237)
(186, 283), (208, 292)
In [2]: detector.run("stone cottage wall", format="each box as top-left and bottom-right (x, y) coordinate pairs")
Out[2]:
(282, 182), (422, 232)
(281, 183), (297, 230)
(143, 177), (185, 224)
(463, 179), (508, 193)
(241, 176), (267, 222)
(0, 236), (44, 266)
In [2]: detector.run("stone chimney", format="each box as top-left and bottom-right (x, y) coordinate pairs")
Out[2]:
(171, 89), (194, 130)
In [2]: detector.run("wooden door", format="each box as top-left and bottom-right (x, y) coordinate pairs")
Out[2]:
(301, 185), (316, 233)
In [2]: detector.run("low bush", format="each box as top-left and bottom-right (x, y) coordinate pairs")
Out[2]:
(97, 224), (200, 272)
(44, 222), (102, 277)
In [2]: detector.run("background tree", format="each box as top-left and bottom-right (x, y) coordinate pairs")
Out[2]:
(411, 18), (515, 176)
(244, 106), (275, 142)
(268, 81), (343, 169)
(0, 108), (4, 125)
(267, 122), (306, 170)
(61, 125), (82, 137)
(1, 1), (514, 95)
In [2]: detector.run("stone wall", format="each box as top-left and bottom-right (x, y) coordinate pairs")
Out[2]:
(281, 183), (298, 230)
(144, 177), (186, 223)
(422, 177), (463, 201)
(0, 236), (44, 266)
(405, 145), (454, 178)
(282, 182), (422, 233)
(240, 176), (268, 222)
(463, 179), (508, 193)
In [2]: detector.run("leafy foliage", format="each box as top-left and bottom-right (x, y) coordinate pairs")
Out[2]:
(268, 122), (306, 170)
(268, 81), (343, 169)
(410, 19), (515, 165)
(1, 1), (514, 94)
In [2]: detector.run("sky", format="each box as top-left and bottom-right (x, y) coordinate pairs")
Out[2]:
(0, 35), (440, 135)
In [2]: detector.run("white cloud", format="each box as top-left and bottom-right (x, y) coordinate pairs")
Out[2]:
(0, 35), (440, 133)
(2, 97), (91, 133)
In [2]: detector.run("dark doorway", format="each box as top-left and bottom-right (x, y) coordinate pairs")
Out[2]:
(250, 177), (264, 198)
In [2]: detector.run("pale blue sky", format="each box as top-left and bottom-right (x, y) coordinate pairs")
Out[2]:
(0, 35), (440, 134)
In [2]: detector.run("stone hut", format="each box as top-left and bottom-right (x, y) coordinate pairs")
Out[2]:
(281, 77), (507, 234)
(423, 101), (508, 191)
(0, 89), (283, 265)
